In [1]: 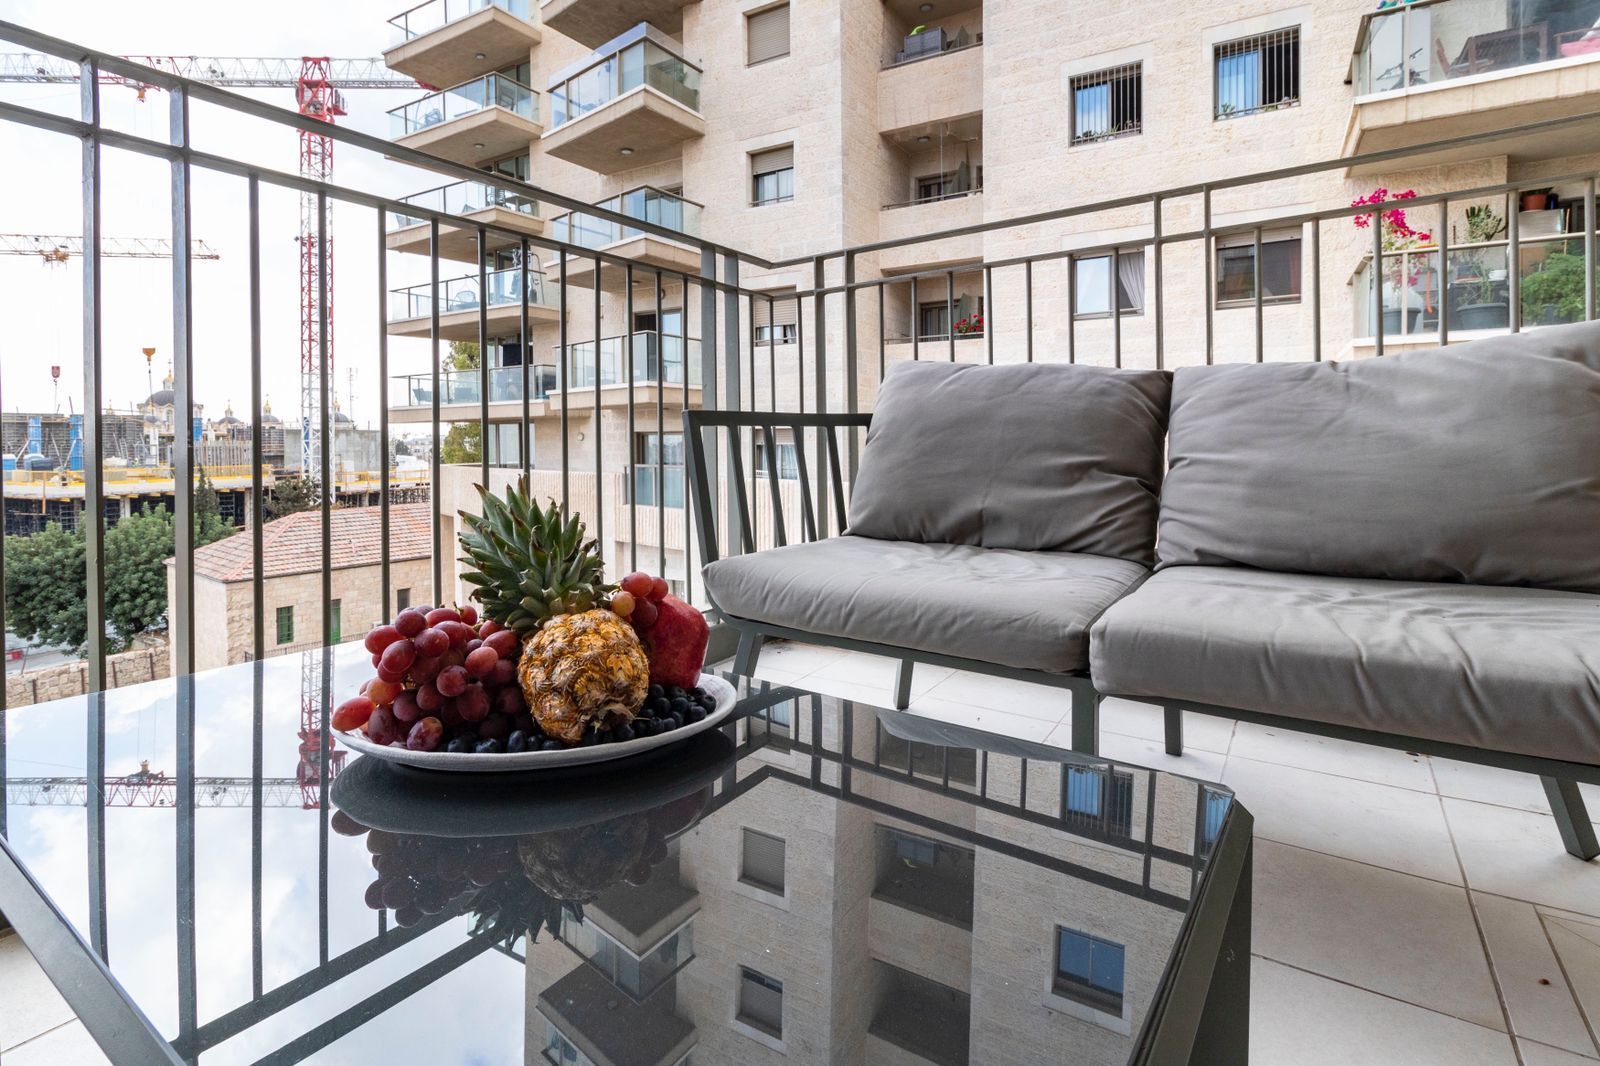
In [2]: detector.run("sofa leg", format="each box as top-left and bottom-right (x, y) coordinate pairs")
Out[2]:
(893, 658), (914, 710)
(1541, 776), (1600, 861)
(1163, 705), (1185, 757)
(1070, 685), (1100, 756)
(733, 631), (763, 677)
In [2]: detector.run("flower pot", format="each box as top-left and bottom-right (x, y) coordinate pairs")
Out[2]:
(1382, 308), (1420, 335)
(1521, 192), (1549, 212)
(1455, 302), (1508, 330)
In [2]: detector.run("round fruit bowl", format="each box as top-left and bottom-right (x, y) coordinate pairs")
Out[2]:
(335, 673), (737, 773)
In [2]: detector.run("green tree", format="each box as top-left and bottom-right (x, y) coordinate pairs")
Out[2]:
(446, 340), (480, 371)
(440, 422), (482, 464)
(194, 465), (233, 547)
(266, 474), (322, 518)
(3, 522), (86, 651)
(103, 508), (175, 644)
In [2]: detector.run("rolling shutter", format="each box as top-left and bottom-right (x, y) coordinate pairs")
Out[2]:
(751, 144), (793, 177)
(747, 4), (791, 65)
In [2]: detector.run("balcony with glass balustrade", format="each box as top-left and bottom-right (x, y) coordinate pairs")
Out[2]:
(541, 24), (705, 174)
(387, 363), (559, 424)
(385, 266), (560, 342)
(387, 71), (542, 166)
(384, 0), (541, 88)
(537, 0), (692, 50)
(545, 330), (702, 409)
(385, 177), (544, 261)
(544, 185), (703, 287)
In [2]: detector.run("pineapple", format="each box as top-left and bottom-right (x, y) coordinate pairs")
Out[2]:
(458, 478), (648, 743)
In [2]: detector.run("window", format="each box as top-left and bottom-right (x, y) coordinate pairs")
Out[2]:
(751, 145), (794, 206)
(396, 588), (411, 612)
(1073, 252), (1145, 317)
(1215, 234), (1302, 306)
(275, 606), (294, 646)
(556, 910), (693, 1000)
(916, 172), (955, 201)
(753, 295), (798, 344)
(737, 967), (784, 1038)
(1064, 767), (1136, 837)
(916, 295), (983, 341)
(543, 1025), (589, 1066)
(632, 432), (684, 508)
(754, 437), (799, 479)
(747, 3), (791, 65)
(877, 727), (977, 786)
(1071, 62), (1142, 144)
(330, 599), (342, 644)
(740, 828), (786, 893)
(1054, 928), (1126, 1015)
(1215, 28), (1300, 119)
(874, 827), (976, 927)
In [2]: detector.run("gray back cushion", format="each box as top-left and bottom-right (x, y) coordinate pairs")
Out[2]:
(847, 361), (1171, 564)
(1158, 320), (1600, 590)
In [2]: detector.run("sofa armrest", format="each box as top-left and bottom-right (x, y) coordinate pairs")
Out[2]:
(685, 410), (873, 565)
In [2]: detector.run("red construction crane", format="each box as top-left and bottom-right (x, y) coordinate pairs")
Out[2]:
(0, 53), (417, 808)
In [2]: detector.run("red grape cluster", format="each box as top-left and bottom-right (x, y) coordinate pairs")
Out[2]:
(607, 570), (669, 628)
(332, 604), (537, 755)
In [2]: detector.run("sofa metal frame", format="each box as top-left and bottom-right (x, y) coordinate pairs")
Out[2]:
(688, 408), (1600, 861)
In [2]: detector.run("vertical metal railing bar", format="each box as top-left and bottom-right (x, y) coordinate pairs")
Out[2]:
(722, 254), (743, 558)
(983, 265), (994, 365)
(843, 253), (859, 485)
(876, 284), (886, 379)
(679, 272), (693, 603)
(592, 256), (603, 551)
(318, 192), (333, 651)
(1025, 260), (1034, 363)
(170, 86), (196, 676)
(520, 238), (531, 478)
(86, 690), (107, 960)
(825, 428), (847, 534)
(744, 292), (757, 547)
(318, 648), (331, 969)
(477, 227), (489, 489)
(791, 423), (817, 542)
(1586, 180), (1597, 321)
(1311, 218), (1322, 361)
(1436, 201), (1449, 348)
(1111, 246), (1122, 369)
(813, 257), (829, 537)
(1066, 255), (1077, 364)
(251, 179), (265, 659)
(945, 269), (955, 362)
(794, 291), (805, 412)
(80, 57), (106, 693)
(176, 674), (197, 1042)
(1508, 193), (1521, 334)
(376, 211), (390, 622)
(1253, 226), (1264, 362)
(559, 250), (570, 516)
(625, 264), (637, 572)
(250, 664), (263, 999)
(655, 271), (666, 578)
(761, 424), (785, 548)
(1372, 206), (1384, 359)
(1152, 194), (1164, 370)
(429, 219), (442, 604)
(768, 295), (779, 409)
(697, 256), (722, 567)
(727, 433), (753, 556)
(1203, 185), (1215, 365)
(910, 274), (919, 362)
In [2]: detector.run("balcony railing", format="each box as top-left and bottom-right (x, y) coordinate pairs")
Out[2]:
(557, 332), (702, 389)
(388, 72), (537, 138)
(883, 187), (982, 211)
(388, 0), (528, 42)
(387, 178), (539, 231)
(549, 24), (702, 127)
(393, 365), (558, 407)
(547, 185), (702, 248)
(388, 267), (553, 320)
(885, 24), (982, 68)
(1354, 0), (1600, 95)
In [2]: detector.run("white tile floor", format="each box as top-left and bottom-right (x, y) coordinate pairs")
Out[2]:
(2, 640), (1596, 1064)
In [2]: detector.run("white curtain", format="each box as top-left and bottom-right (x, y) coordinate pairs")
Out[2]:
(1117, 251), (1146, 312)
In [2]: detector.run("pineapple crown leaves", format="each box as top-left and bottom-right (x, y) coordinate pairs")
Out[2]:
(457, 476), (612, 636)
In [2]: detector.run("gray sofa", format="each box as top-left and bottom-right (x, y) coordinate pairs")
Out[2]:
(688, 320), (1600, 859)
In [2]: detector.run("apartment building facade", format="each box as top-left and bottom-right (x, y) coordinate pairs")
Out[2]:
(379, 0), (1600, 595)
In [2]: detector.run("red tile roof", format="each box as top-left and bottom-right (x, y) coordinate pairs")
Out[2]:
(185, 503), (433, 583)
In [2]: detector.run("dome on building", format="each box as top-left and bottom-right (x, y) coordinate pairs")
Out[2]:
(216, 402), (242, 426)
(261, 397), (281, 425)
(145, 388), (175, 407)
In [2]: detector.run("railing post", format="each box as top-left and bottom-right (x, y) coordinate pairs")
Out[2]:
(813, 256), (829, 536)
(558, 250), (570, 516)
(1586, 179), (1596, 322)
(477, 227), (489, 487)
(1311, 218), (1322, 361)
(1508, 190), (1521, 334)
(699, 250), (722, 562)
(251, 179), (266, 659)
(845, 252), (860, 482)
(318, 191), (333, 647)
(1437, 201), (1449, 347)
(1152, 194), (1163, 370)
(1253, 227), (1264, 362)
(169, 85), (195, 677)
(1203, 185), (1214, 365)
(429, 219), (443, 603)
(376, 206), (390, 621)
(1372, 205), (1384, 359)
(80, 57), (105, 692)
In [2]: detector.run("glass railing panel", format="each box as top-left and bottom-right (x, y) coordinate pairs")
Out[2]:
(388, 267), (552, 320)
(550, 38), (701, 128)
(1357, 0), (1600, 95)
(641, 41), (701, 111)
(546, 188), (701, 249)
(388, 0), (528, 43)
(392, 363), (558, 407)
(389, 73), (537, 138)
(388, 178), (538, 230)
(558, 333), (702, 389)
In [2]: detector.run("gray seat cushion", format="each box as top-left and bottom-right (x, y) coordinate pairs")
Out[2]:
(1158, 319), (1600, 591)
(705, 535), (1148, 673)
(1089, 566), (1600, 766)
(846, 361), (1171, 565)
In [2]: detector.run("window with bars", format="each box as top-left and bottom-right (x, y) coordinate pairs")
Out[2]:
(737, 968), (784, 1038)
(740, 828), (787, 893)
(751, 145), (794, 206)
(1064, 767), (1136, 837)
(1215, 28), (1300, 118)
(1054, 928), (1127, 1015)
(1071, 62), (1142, 144)
(275, 606), (294, 646)
(1215, 233), (1303, 306)
(747, 3), (791, 65)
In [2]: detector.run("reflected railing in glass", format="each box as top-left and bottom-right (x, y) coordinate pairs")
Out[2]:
(558, 332), (702, 389)
(388, 72), (538, 137)
(546, 186), (702, 248)
(394, 364), (558, 407)
(1356, 0), (1600, 95)
(549, 28), (702, 127)
(388, 0), (529, 42)
(388, 267), (553, 320)
(387, 178), (539, 231)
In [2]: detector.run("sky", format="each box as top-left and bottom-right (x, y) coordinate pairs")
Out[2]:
(0, 0), (452, 431)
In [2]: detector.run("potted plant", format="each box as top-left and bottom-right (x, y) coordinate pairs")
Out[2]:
(1520, 248), (1586, 326)
(1353, 187), (1433, 335)
(1520, 188), (1553, 212)
(1451, 202), (1510, 330)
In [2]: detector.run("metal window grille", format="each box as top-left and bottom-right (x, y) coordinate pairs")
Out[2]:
(1215, 27), (1300, 118)
(1071, 62), (1142, 144)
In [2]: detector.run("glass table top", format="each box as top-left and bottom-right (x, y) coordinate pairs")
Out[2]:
(0, 645), (1237, 1065)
